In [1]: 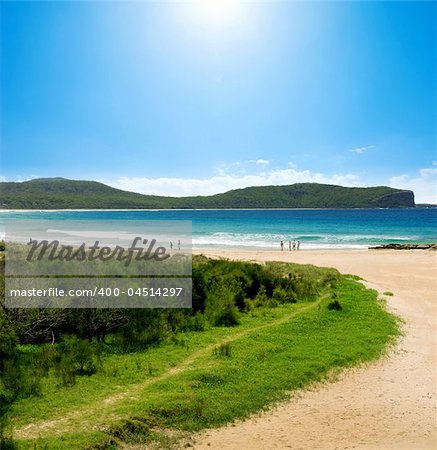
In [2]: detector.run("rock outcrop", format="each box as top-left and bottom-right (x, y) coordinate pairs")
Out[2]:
(369, 243), (437, 250)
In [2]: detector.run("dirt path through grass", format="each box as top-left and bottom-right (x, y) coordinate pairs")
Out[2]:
(14, 298), (323, 440)
(192, 250), (437, 450)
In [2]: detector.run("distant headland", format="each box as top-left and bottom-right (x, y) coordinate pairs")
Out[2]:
(0, 177), (416, 210)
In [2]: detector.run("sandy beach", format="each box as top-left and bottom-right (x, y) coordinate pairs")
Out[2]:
(191, 248), (437, 450)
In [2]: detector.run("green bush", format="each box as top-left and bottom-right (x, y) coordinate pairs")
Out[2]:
(109, 418), (151, 443)
(54, 358), (76, 387)
(205, 285), (240, 327)
(184, 312), (207, 332)
(0, 382), (14, 446)
(213, 342), (232, 358)
(54, 336), (101, 385)
(253, 285), (269, 307)
(327, 299), (342, 311)
(273, 287), (296, 304)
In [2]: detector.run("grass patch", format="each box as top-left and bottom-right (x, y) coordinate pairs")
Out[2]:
(383, 291), (394, 296)
(9, 265), (400, 449)
(213, 342), (232, 358)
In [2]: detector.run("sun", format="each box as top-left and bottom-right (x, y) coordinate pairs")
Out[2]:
(192, 0), (243, 26)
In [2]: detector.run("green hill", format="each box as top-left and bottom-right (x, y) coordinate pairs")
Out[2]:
(0, 178), (415, 209)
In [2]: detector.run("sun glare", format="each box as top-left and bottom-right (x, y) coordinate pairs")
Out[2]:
(193, 0), (243, 26)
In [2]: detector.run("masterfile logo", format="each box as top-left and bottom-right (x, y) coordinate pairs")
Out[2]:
(4, 219), (192, 308)
(26, 237), (170, 265)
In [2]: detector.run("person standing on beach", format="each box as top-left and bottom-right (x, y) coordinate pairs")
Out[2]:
(297, 240), (300, 250)
(178, 239), (181, 250)
(280, 240), (284, 251)
(170, 241), (173, 250)
(288, 241), (291, 251)
(292, 240), (296, 250)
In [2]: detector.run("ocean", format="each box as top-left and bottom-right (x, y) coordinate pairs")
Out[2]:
(1, 209), (436, 250)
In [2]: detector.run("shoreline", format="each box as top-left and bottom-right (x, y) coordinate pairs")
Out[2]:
(193, 244), (437, 254)
(192, 247), (436, 260)
(193, 247), (371, 255)
(192, 248), (437, 449)
(0, 207), (425, 212)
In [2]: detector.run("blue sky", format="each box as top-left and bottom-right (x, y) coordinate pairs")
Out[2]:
(1, 1), (436, 202)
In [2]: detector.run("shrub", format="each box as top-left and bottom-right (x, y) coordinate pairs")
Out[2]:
(73, 339), (98, 375)
(118, 326), (166, 353)
(184, 312), (207, 332)
(322, 271), (339, 288)
(36, 345), (58, 377)
(205, 285), (240, 327)
(272, 287), (296, 304)
(327, 299), (342, 311)
(55, 358), (76, 387)
(2, 361), (41, 398)
(213, 342), (232, 358)
(0, 317), (18, 374)
(109, 419), (151, 443)
(0, 383), (14, 446)
(196, 373), (225, 387)
(54, 336), (101, 385)
(214, 302), (240, 326)
(293, 278), (319, 301)
(253, 285), (268, 307)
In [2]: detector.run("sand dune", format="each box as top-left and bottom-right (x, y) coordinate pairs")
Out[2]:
(192, 249), (437, 450)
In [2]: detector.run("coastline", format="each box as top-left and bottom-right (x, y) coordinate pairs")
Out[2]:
(193, 246), (435, 260)
(191, 248), (437, 450)
(0, 207), (424, 212)
(193, 246), (371, 256)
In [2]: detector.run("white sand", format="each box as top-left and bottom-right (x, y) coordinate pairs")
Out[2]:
(191, 249), (437, 450)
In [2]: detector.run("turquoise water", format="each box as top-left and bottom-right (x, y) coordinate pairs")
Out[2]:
(1, 209), (436, 249)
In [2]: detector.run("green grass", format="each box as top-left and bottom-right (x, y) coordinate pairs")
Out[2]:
(10, 274), (400, 449)
(383, 291), (394, 296)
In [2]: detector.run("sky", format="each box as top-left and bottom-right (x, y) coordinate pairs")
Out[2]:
(1, 1), (436, 202)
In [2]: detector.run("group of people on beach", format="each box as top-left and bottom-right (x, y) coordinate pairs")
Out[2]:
(169, 240), (181, 251)
(280, 239), (300, 251)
